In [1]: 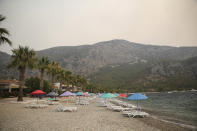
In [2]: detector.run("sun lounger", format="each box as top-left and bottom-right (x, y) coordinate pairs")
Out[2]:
(25, 104), (48, 109)
(48, 97), (56, 101)
(47, 101), (59, 105)
(57, 104), (77, 112)
(122, 110), (149, 118)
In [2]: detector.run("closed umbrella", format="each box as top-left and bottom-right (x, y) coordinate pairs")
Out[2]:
(128, 93), (147, 110)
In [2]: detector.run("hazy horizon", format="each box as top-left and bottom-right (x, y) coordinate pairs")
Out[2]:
(0, 0), (197, 54)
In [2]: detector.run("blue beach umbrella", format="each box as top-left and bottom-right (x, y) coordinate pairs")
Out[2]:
(76, 92), (84, 102)
(114, 93), (119, 97)
(99, 93), (106, 98)
(128, 93), (148, 110)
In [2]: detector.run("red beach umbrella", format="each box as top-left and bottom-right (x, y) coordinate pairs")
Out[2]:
(119, 94), (128, 98)
(83, 92), (88, 96)
(31, 90), (46, 95)
(30, 90), (46, 104)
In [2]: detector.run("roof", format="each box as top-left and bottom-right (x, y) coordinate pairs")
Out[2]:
(0, 80), (19, 85)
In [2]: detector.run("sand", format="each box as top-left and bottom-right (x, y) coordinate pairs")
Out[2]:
(0, 97), (193, 131)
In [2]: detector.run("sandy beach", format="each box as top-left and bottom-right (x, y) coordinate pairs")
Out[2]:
(0, 97), (193, 131)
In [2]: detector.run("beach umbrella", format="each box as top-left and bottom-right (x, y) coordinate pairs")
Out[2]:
(31, 90), (46, 95)
(30, 90), (46, 104)
(100, 93), (117, 98)
(47, 92), (58, 100)
(114, 93), (119, 97)
(83, 92), (89, 96)
(119, 94), (128, 98)
(76, 92), (85, 102)
(89, 93), (95, 96)
(60, 91), (75, 103)
(60, 91), (75, 97)
(128, 93), (148, 110)
(76, 92), (85, 96)
(99, 93), (106, 98)
(47, 92), (59, 97)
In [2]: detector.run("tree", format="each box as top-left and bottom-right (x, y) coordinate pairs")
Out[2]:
(37, 57), (50, 90)
(76, 75), (88, 91)
(0, 15), (12, 46)
(25, 77), (52, 93)
(69, 75), (77, 91)
(57, 69), (72, 91)
(47, 61), (61, 85)
(8, 46), (36, 101)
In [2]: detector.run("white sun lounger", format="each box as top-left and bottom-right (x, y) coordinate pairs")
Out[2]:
(123, 110), (149, 118)
(57, 104), (77, 112)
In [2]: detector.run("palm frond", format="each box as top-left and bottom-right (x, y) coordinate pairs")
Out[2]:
(0, 28), (10, 35)
(8, 45), (36, 70)
(0, 15), (6, 22)
(0, 36), (12, 45)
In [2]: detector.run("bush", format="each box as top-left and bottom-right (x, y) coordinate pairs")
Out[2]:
(25, 77), (52, 94)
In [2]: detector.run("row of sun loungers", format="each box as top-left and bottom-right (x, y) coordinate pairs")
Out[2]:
(98, 98), (149, 118)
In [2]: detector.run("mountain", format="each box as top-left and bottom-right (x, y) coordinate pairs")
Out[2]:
(1, 39), (197, 92)
(0, 51), (18, 79)
(36, 39), (197, 75)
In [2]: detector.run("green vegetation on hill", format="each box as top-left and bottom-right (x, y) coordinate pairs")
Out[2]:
(89, 59), (197, 92)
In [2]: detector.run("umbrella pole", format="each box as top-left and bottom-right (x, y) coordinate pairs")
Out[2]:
(137, 95), (139, 111)
(37, 95), (38, 104)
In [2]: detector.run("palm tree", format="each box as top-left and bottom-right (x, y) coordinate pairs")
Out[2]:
(37, 57), (50, 90)
(57, 69), (65, 91)
(8, 46), (36, 101)
(47, 61), (61, 86)
(76, 75), (88, 91)
(69, 75), (77, 91)
(64, 70), (72, 88)
(57, 69), (72, 91)
(0, 15), (12, 46)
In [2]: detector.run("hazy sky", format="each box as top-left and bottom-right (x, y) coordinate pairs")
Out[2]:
(0, 0), (197, 54)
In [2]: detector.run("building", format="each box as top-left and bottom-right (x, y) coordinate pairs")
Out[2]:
(0, 80), (20, 97)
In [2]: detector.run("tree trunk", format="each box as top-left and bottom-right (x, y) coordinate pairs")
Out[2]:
(40, 69), (44, 90)
(60, 81), (62, 91)
(18, 68), (25, 101)
(52, 73), (55, 85)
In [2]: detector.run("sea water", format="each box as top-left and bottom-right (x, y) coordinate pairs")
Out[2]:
(126, 91), (197, 126)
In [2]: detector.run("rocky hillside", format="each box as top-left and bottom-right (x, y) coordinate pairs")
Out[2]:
(37, 39), (197, 75)
(89, 57), (197, 92)
(1, 39), (197, 91)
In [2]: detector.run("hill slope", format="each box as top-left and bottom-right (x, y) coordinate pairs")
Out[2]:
(89, 57), (197, 92)
(37, 39), (197, 75)
(1, 39), (197, 92)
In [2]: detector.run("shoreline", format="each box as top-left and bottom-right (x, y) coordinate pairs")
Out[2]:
(0, 97), (196, 131)
(142, 108), (197, 130)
